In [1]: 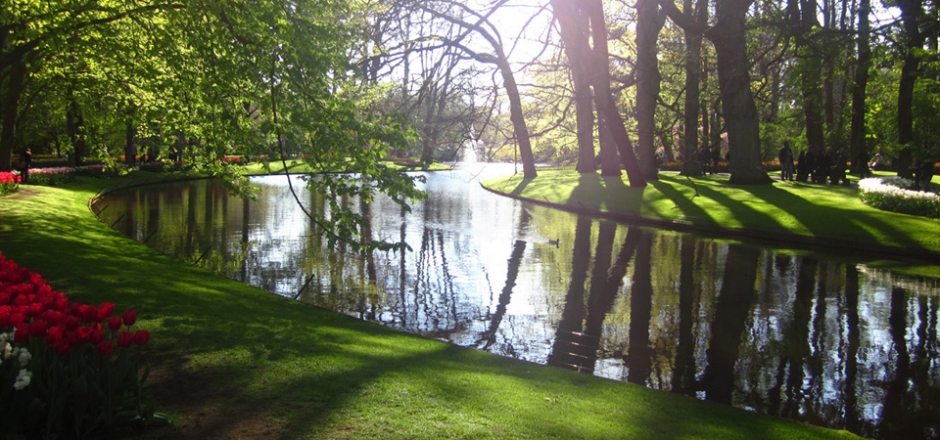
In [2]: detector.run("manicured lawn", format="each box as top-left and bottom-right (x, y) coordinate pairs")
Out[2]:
(484, 169), (940, 275)
(1, 175), (860, 439)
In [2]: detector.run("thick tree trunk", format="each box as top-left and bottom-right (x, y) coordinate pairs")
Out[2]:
(707, 0), (770, 184)
(583, 0), (646, 186)
(635, 0), (666, 180)
(798, 0), (825, 155)
(66, 85), (88, 167)
(0, 58), (27, 172)
(849, 0), (871, 174)
(680, 0), (707, 176)
(895, 0), (925, 178)
(571, 9), (597, 175)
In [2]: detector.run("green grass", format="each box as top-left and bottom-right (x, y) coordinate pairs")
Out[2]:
(484, 169), (940, 276)
(0, 177), (862, 439)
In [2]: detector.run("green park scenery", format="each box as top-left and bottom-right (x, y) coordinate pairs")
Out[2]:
(4, 168), (917, 439)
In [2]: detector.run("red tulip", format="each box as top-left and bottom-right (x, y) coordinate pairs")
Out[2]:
(122, 309), (137, 327)
(14, 323), (29, 344)
(107, 317), (122, 331)
(133, 329), (150, 346)
(46, 326), (64, 346)
(117, 331), (134, 348)
(90, 329), (105, 344)
(97, 302), (115, 321)
(54, 341), (71, 356)
(97, 341), (113, 357)
(29, 319), (47, 337)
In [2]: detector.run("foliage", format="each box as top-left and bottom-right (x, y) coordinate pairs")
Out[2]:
(858, 176), (940, 218)
(0, 172), (20, 195)
(0, 253), (155, 440)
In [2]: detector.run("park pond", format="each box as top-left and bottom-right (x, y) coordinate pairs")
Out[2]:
(93, 163), (940, 440)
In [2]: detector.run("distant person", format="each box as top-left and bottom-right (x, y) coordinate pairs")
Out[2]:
(830, 148), (848, 185)
(16, 148), (31, 184)
(921, 159), (934, 191)
(778, 141), (794, 181)
(795, 151), (808, 182)
(869, 147), (886, 171)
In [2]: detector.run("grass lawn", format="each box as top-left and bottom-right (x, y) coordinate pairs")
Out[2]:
(484, 169), (940, 276)
(0, 174), (862, 440)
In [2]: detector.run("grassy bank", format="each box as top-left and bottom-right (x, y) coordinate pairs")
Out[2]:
(484, 169), (940, 274)
(0, 175), (859, 440)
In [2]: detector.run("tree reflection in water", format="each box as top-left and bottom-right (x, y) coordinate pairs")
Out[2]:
(95, 174), (940, 440)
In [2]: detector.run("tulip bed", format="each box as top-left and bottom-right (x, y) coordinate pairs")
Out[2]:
(0, 171), (20, 196)
(0, 253), (156, 440)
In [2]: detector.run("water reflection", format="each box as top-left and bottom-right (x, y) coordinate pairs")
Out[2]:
(94, 167), (940, 440)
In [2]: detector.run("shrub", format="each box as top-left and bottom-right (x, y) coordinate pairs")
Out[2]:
(0, 253), (157, 439)
(0, 172), (19, 195)
(139, 161), (188, 173)
(73, 164), (129, 179)
(858, 177), (940, 218)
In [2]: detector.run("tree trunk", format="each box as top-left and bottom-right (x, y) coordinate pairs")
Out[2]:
(849, 0), (871, 174)
(680, 0), (707, 176)
(498, 56), (538, 179)
(571, 8), (597, 175)
(791, 0), (825, 155)
(895, 0), (925, 179)
(707, 0), (770, 184)
(583, 0), (646, 186)
(66, 86), (87, 167)
(0, 58), (27, 172)
(635, 0), (666, 179)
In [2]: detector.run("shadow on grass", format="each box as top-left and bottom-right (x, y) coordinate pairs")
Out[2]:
(567, 173), (644, 215)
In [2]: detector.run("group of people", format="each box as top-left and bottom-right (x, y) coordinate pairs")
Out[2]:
(778, 142), (850, 185)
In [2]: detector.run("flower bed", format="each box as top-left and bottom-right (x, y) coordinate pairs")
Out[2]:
(29, 167), (77, 186)
(0, 172), (20, 195)
(0, 253), (156, 439)
(858, 176), (940, 218)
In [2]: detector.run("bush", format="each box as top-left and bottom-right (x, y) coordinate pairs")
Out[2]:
(73, 164), (129, 179)
(0, 253), (157, 439)
(858, 176), (940, 218)
(138, 161), (189, 173)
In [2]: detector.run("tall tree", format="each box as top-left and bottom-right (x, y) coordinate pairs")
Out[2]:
(635, 0), (666, 179)
(849, 0), (873, 174)
(552, 0), (647, 187)
(895, 0), (928, 178)
(660, 0), (771, 184)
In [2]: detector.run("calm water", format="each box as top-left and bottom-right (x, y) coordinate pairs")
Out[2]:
(94, 164), (940, 439)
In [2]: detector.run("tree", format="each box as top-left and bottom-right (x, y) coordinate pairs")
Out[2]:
(551, 0), (647, 187)
(661, 0), (771, 184)
(635, 0), (666, 179)
(849, 0), (873, 174)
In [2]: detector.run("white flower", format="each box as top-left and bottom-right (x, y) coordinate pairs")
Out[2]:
(16, 347), (31, 366)
(13, 369), (31, 390)
(1, 341), (11, 360)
